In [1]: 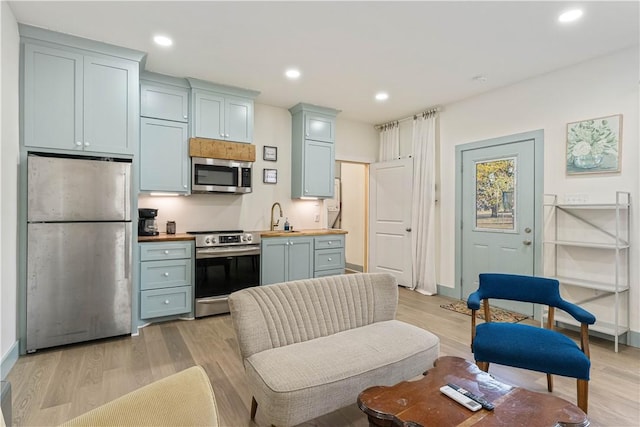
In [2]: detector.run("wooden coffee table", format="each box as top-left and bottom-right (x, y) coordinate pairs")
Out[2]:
(357, 356), (589, 427)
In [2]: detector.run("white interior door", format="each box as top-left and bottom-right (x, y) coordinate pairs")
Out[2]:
(369, 158), (413, 287)
(461, 139), (536, 315)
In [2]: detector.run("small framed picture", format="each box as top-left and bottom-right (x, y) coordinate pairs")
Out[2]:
(263, 146), (278, 161)
(263, 168), (277, 184)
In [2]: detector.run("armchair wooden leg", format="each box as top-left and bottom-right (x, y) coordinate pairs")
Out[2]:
(251, 396), (258, 420)
(546, 373), (553, 392)
(577, 379), (589, 414)
(477, 361), (489, 372)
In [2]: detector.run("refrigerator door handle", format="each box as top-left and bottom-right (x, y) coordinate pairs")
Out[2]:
(123, 168), (131, 221)
(124, 223), (131, 279)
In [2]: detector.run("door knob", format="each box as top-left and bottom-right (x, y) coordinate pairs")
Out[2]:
(406, 228), (412, 232)
(523, 240), (532, 246)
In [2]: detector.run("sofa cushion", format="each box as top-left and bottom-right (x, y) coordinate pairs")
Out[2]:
(245, 319), (439, 426)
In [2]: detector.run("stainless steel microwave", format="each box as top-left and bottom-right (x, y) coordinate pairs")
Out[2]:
(191, 157), (252, 194)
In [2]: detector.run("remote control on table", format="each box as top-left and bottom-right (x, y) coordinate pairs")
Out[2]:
(447, 383), (495, 410)
(439, 385), (482, 411)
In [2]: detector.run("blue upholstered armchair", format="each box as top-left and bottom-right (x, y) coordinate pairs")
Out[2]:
(467, 273), (596, 413)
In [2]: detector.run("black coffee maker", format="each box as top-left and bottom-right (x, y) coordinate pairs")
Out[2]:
(138, 208), (159, 236)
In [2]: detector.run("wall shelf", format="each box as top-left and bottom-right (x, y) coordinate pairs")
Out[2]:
(543, 191), (630, 352)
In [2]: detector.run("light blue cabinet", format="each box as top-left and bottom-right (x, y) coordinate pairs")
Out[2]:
(187, 78), (259, 143)
(289, 103), (340, 198)
(140, 241), (194, 320)
(140, 118), (189, 193)
(314, 235), (345, 277)
(140, 73), (191, 194)
(141, 82), (189, 123)
(22, 42), (139, 155)
(261, 236), (314, 285)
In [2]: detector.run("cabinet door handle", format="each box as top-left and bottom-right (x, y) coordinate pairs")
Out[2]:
(164, 299), (170, 305)
(75, 141), (82, 147)
(163, 272), (169, 277)
(328, 258), (332, 261)
(84, 142), (90, 147)
(225, 134), (229, 138)
(183, 184), (188, 189)
(183, 115), (188, 119)
(164, 250), (169, 254)
(328, 241), (332, 245)
(523, 240), (532, 246)
(220, 133), (225, 137)
(406, 228), (412, 232)
(305, 132), (309, 137)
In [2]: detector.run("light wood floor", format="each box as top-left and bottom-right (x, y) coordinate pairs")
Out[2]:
(6, 288), (640, 426)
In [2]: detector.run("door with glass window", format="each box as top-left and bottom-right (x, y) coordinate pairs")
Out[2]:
(461, 140), (535, 315)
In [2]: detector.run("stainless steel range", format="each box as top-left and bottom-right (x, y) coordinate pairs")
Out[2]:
(188, 230), (261, 317)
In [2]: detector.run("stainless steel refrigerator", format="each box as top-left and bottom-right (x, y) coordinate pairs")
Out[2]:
(26, 154), (132, 352)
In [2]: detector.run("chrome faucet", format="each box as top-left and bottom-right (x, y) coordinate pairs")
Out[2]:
(270, 202), (283, 231)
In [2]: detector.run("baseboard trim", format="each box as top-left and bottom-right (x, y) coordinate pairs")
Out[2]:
(345, 263), (363, 272)
(437, 283), (459, 299)
(1, 341), (19, 380)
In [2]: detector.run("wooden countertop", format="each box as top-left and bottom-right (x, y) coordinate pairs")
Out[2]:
(260, 229), (348, 238)
(137, 233), (195, 243)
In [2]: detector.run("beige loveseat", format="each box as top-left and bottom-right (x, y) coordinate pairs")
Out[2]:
(229, 273), (440, 426)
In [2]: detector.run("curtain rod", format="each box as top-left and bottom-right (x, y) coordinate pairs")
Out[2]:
(374, 106), (442, 130)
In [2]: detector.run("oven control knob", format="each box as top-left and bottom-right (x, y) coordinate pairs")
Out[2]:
(241, 236), (246, 242)
(247, 235), (253, 242)
(211, 237), (217, 244)
(205, 237), (211, 244)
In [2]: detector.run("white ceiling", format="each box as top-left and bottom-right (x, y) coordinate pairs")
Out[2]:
(8, 1), (639, 124)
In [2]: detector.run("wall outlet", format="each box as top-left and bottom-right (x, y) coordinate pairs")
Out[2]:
(564, 193), (589, 204)
(314, 213), (320, 222)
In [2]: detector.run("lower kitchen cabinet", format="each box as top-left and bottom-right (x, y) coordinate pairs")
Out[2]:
(261, 236), (314, 285)
(139, 241), (193, 320)
(260, 234), (346, 285)
(314, 235), (345, 277)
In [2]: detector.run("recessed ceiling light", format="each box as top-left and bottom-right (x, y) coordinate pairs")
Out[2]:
(285, 69), (301, 79)
(153, 35), (173, 47)
(558, 9), (583, 23)
(375, 92), (389, 101)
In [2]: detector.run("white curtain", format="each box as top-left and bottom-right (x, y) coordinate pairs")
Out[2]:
(411, 113), (438, 295)
(378, 122), (400, 161)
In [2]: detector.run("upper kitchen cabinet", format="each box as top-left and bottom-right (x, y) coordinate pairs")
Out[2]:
(20, 25), (145, 156)
(289, 103), (340, 199)
(140, 72), (190, 194)
(187, 78), (260, 143)
(141, 72), (190, 123)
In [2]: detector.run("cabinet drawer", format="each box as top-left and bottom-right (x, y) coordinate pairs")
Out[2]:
(314, 247), (345, 271)
(315, 235), (344, 250)
(141, 259), (192, 290)
(140, 242), (192, 261)
(140, 286), (192, 319)
(314, 268), (345, 278)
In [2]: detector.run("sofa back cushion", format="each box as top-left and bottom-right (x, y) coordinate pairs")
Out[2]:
(229, 273), (398, 360)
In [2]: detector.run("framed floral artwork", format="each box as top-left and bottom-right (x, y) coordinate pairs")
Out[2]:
(566, 114), (622, 175)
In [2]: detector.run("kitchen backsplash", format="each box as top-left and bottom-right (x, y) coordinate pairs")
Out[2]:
(138, 194), (324, 233)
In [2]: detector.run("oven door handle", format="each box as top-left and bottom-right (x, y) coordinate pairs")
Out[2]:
(196, 247), (261, 259)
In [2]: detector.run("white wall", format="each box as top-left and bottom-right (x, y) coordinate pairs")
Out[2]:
(1, 0), (19, 377)
(341, 162), (366, 269)
(140, 103), (378, 232)
(437, 48), (639, 333)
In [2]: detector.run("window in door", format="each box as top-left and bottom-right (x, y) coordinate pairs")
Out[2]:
(475, 157), (516, 231)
